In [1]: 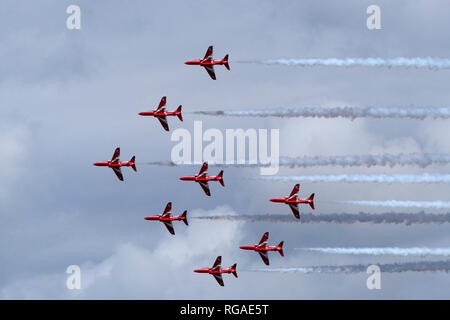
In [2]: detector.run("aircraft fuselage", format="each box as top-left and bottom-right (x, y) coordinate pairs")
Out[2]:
(194, 267), (235, 274)
(144, 215), (184, 222)
(93, 161), (134, 167)
(184, 59), (227, 66)
(138, 110), (181, 117)
(270, 197), (311, 204)
(179, 175), (221, 181)
(239, 245), (281, 252)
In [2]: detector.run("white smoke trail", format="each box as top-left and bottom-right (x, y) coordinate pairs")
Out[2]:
(343, 200), (450, 209)
(192, 106), (450, 119)
(258, 173), (450, 184)
(296, 247), (450, 257)
(145, 153), (450, 169)
(244, 260), (450, 274)
(193, 212), (450, 225)
(237, 57), (450, 69)
(279, 154), (450, 168)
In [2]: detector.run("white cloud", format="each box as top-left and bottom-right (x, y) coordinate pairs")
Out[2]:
(1, 206), (246, 299)
(0, 124), (30, 199)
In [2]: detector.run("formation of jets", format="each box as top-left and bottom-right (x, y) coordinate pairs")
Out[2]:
(92, 46), (317, 286)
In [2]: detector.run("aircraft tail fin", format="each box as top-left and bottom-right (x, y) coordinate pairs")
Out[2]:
(278, 241), (284, 257)
(176, 105), (183, 121)
(130, 156), (137, 172)
(223, 54), (230, 70)
(218, 170), (224, 186)
(231, 264), (238, 278)
(181, 210), (188, 226)
(308, 193), (315, 210)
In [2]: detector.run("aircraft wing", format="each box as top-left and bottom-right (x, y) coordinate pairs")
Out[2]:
(258, 232), (269, 246)
(212, 273), (224, 287)
(157, 116), (170, 131)
(288, 203), (300, 219)
(203, 46), (213, 60)
(156, 96), (167, 112)
(198, 162), (208, 177)
(288, 184), (299, 200)
(111, 147), (120, 162)
(162, 220), (175, 235)
(198, 180), (211, 196)
(258, 251), (270, 266)
(111, 167), (124, 181)
(161, 202), (172, 218)
(203, 65), (216, 80)
(211, 256), (221, 270)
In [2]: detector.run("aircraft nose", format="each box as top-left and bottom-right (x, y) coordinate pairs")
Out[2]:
(93, 162), (101, 166)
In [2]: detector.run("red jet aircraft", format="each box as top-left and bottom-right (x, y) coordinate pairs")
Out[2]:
(185, 46), (230, 80)
(194, 256), (237, 287)
(270, 184), (315, 219)
(239, 232), (284, 266)
(179, 161), (224, 196)
(93, 147), (136, 181)
(144, 202), (188, 235)
(138, 96), (183, 131)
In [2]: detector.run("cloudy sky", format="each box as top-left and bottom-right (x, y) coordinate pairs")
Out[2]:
(1, 0), (450, 299)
